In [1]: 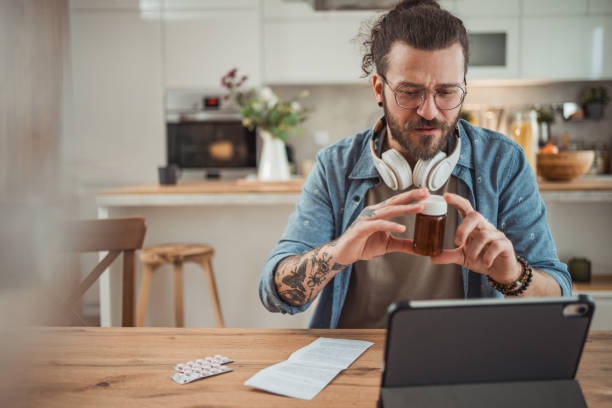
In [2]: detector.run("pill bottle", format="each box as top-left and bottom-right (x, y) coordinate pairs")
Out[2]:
(413, 195), (447, 256)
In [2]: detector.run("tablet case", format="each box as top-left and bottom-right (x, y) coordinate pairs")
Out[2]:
(379, 295), (594, 408)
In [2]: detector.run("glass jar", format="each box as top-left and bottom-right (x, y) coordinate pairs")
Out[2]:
(413, 195), (447, 257)
(511, 110), (538, 174)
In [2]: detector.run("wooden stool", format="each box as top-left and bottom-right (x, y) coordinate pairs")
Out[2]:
(136, 244), (224, 328)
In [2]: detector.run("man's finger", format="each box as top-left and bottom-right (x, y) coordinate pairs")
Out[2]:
(443, 192), (473, 218)
(464, 228), (497, 265)
(382, 187), (429, 207)
(355, 219), (406, 236)
(430, 247), (464, 266)
(454, 212), (482, 246)
(371, 203), (424, 221)
(482, 239), (508, 268)
(385, 236), (417, 255)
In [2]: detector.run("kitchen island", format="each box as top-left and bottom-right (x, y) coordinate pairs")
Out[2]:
(96, 176), (612, 329)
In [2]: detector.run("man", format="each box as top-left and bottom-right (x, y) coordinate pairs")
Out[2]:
(258, 0), (570, 329)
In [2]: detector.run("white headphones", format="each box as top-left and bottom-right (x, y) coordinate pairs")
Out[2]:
(370, 126), (461, 191)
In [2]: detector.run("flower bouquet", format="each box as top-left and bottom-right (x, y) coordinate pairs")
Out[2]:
(221, 68), (309, 180)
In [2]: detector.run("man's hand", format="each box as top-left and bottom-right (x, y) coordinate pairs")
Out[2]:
(430, 192), (521, 285)
(274, 187), (429, 307)
(333, 188), (429, 266)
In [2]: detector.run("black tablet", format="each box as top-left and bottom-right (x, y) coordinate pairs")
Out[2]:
(379, 295), (594, 408)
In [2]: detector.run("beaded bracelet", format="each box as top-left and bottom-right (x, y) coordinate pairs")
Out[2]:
(487, 256), (533, 296)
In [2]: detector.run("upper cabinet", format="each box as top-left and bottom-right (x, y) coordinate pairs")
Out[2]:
(521, 16), (612, 80)
(70, 0), (612, 86)
(518, 0), (612, 80)
(522, 0), (587, 16)
(262, 1), (379, 84)
(163, 1), (260, 88)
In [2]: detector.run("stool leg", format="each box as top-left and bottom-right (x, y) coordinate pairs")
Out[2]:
(173, 262), (184, 328)
(136, 263), (156, 327)
(199, 255), (224, 328)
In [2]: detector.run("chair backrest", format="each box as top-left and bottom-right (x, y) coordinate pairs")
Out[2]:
(62, 217), (146, 326)
(65, 217), (146, 252)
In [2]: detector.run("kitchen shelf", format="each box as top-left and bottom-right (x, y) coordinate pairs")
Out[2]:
(538, 175), (612, 191)
(573, 275), (612, 292)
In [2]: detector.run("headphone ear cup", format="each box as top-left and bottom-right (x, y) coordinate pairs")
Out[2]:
(374, 160), (399, 191)
(381, 149), (413, 190)
(428, 160), (454, 191)
(412, 152), (446, 189)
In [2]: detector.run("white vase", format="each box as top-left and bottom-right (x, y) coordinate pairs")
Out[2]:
(257, 129), (290, 181)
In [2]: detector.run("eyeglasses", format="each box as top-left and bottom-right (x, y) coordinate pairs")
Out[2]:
(379, 74), (466, 111)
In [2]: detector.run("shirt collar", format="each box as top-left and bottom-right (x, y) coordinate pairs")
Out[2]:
(348, 117), (474, 181)
(348, 117), (384, 180)
(455, 119), (473, 170)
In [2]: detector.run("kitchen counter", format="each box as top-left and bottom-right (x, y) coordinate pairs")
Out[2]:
(96, 175), (612, 207)
(97, 179), (304, 206)
(538, 175), (612, 202)
(94, 175), (612, 329)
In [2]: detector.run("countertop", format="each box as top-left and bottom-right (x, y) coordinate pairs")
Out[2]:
(96, 175), (612, 206)
(21, 328), (612, 407)
(96, 179), (304, 206)
(573, 275), (612, 293)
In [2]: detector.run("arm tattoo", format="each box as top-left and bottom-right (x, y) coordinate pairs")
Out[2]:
(275, 243), (347, 307)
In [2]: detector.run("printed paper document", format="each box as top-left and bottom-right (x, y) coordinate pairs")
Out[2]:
(244, 337), (374, 400)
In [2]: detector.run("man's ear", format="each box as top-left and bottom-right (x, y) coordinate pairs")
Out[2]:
(372, 73), (384, 107)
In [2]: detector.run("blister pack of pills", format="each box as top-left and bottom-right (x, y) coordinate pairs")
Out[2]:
(171, 355), (234, 384)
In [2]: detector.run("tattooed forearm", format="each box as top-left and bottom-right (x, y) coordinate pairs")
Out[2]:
(274, 241), (347, 307)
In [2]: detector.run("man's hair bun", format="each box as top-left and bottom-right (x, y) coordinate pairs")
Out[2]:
(394, 0), (441, 11)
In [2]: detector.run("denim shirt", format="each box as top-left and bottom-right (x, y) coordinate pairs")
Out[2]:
(258, 119), (571, 328)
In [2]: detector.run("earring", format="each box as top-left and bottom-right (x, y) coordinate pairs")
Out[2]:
(377, 101), (383, 107)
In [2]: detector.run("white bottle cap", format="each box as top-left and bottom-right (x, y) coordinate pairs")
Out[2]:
(420, 195), (447, 216)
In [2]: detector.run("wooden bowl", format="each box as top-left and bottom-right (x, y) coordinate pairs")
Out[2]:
(537, 151), (594, 181)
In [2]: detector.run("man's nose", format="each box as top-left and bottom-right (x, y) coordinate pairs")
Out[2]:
(416, 92), (439, 121)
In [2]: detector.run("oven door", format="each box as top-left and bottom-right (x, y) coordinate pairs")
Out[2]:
(167, 121), (257, 170)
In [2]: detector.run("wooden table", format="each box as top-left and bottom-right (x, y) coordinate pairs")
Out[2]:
(18, 328), (612, 407)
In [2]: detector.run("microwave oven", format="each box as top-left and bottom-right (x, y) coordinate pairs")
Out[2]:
(165, 91), (257, 177)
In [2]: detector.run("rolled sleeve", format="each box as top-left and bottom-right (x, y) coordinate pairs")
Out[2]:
(498, 148), (572, 295)
(258, 151), (337, 314)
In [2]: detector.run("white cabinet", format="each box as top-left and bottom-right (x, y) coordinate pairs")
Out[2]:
(69, 8), (165, 184)
(264, 17), (368, 84)
(462, 17), (521, 80)
(589, 0), (612, 15)
(522, 0), (587, 16)
(163, 0), (255, 10)
(521, 16), (612, 80)
(455, 0), (519, 17)
(69, 0), (161, 11)
(163, 8), (261, 88)
(262, 0), (379, 84)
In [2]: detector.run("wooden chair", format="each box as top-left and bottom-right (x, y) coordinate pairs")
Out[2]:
(62, 217), (147, 327)
(137, 244), (224, 328)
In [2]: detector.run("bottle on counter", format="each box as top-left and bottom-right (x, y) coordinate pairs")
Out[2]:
(511, 109), (539, 175)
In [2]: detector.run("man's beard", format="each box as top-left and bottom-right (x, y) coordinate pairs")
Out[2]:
(382, 95), (459, 161)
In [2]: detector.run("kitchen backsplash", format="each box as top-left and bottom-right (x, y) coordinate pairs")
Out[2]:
(272, 80), (612, 172)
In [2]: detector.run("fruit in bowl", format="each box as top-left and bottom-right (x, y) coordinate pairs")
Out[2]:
(536, 150), (594, 181)
(540, 143), (559, 154)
